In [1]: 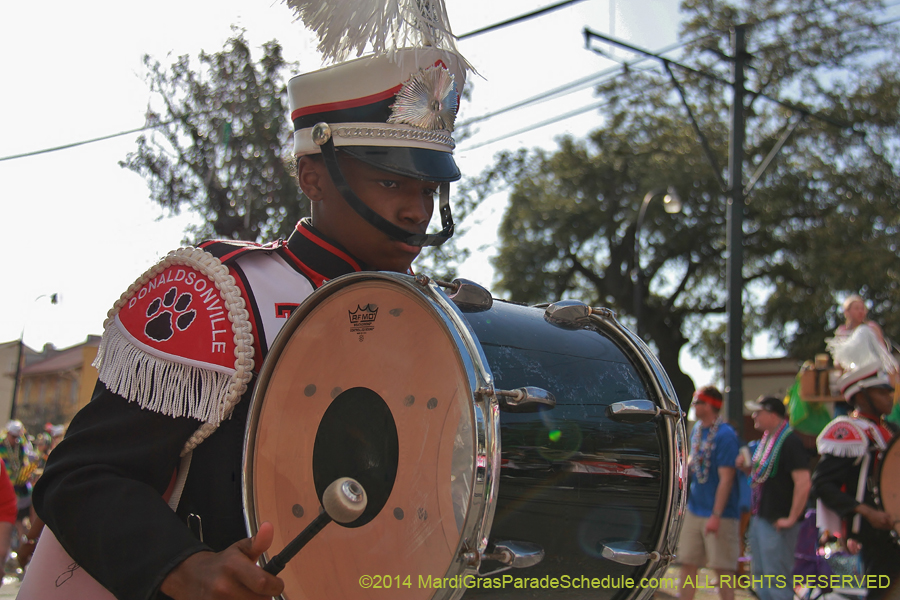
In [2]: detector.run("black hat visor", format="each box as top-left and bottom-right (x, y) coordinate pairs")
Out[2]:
(340, 146), (461, 183)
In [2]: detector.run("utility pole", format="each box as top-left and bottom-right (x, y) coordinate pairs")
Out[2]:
(10, 338), (24, 419)
(583, 23), (842, 429)
(725, 26), (747, 432)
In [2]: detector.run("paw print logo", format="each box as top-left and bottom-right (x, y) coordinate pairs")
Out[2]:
(144, 287), (196, 342)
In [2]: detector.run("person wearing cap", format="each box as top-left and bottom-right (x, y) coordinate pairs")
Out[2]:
(735, 396), (810, 600)
(677, 385), (742, 600)
(812, 362), (899, 599)
(28, 7), (472, 598)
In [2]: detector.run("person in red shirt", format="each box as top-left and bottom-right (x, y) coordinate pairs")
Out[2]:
(0, 460), (18, 583)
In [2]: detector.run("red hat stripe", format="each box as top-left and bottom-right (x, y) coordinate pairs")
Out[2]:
(291, 84), (403, 122)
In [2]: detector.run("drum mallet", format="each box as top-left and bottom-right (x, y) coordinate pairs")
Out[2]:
(263, 477), (367, 575)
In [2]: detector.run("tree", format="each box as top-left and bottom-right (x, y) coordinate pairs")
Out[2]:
(462, 0), (900, 408)
(121, 30), (304, 243)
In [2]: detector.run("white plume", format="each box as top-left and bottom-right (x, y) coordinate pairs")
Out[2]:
(285, 0), (467, 66)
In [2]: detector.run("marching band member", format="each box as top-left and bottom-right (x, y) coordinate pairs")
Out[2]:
(812, 357), (900, 600)
(26, 2), (471, 598)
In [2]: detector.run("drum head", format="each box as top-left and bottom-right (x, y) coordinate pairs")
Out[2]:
(880, 436), (900, 539)
(244, 274), (487, 599)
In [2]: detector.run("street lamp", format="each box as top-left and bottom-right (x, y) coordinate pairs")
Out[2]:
(633, 187), (682, 340)
(11, 293), (59, 419)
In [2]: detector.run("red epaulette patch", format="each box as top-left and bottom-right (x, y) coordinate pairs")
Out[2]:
(817, 416), (869, 458)
(115, 263), (236, 372)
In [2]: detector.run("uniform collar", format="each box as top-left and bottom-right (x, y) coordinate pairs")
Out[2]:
(284, 219), (366, 282)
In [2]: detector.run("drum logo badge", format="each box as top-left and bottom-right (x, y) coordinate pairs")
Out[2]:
(349, 304), (378, 341)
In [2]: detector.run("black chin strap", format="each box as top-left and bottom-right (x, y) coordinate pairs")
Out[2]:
(319, 136), (454, 247)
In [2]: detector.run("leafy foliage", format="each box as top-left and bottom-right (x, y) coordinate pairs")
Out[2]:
(468, 0), (900, 407)
(121, 30), (304, 243)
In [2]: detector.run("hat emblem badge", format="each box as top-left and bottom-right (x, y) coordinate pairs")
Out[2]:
(388, 65), (457, 132)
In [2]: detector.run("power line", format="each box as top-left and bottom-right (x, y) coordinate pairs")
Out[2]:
(585, 27), (853, 129)
(460, 80), (658, 151)
(0, 122), (157, 163)
(751, 8), (900, 57)
(459, 38), (689, 128)
(458, 0), (590, 39)
(0, 0), (595, 164)
(462, 101), (608, 151)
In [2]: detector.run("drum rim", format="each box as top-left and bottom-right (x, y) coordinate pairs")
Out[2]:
(241, 271), (500, 599)
(586, 308), (688, 589)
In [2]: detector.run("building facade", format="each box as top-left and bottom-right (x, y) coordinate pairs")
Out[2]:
(12, 336), (100, 432)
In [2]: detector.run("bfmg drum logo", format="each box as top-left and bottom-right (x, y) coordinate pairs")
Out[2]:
(349, 304), (378, 340)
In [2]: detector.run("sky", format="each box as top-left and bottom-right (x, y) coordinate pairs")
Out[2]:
(0, 0), (719, 381)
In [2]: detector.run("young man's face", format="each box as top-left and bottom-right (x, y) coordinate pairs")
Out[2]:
(861, 387), (895, 416)
(307, 154), (439, 273)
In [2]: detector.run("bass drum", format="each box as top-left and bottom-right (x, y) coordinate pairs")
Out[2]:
(243, 272), (686, 600)
(878, 434), (900, 545)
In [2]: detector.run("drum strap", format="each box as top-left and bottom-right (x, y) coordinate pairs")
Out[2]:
(852, 452), (870, 535)
(167, 452), (192, 512)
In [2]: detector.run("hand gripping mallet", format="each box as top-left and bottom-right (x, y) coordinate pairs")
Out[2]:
(263, 477), (367, 575)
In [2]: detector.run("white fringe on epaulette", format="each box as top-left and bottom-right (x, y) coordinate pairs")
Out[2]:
(93, 246), (256, 457)
(94, 322), (233, 425)
(817, 438), (869, 458)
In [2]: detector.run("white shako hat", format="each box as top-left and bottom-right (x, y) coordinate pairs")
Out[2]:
(837, 360), (894, 402)
(288, 47), (465, 182)
(284, 0), (471, 247)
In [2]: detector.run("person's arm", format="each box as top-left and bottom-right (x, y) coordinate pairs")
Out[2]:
(160, 522), (282, 600)
(811, 454), (861, 517)
(775, 469), (810, 530)
(35, 382), (283, 600)
(734, 451), (750, 475)
(34, 382), (207, 600)
(704, 465), (736, 535)
(852, 503), (894, 529)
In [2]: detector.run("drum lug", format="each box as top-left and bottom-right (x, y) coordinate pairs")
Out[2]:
(601, 543), (670, 566)
(483, 386), (556, 412)
(543, 300), (593, 329)
(543, 300), (618, 329)
(607, 399), (684, 423)
(435, 278), (493, 312)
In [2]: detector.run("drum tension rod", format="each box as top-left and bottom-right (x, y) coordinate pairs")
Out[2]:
(601, 544), (673, 566)
(607, 399), (684, 423)
(461, 541), (545, 575)
(477, 387), (557, 412)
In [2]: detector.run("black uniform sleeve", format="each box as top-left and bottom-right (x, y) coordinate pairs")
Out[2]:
(811, 453), (860, 518)
(33, 380), (210, 600)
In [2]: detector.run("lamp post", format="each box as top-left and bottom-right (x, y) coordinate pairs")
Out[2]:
(633, 187), (681, 339)
(11, 293), (58, 420)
